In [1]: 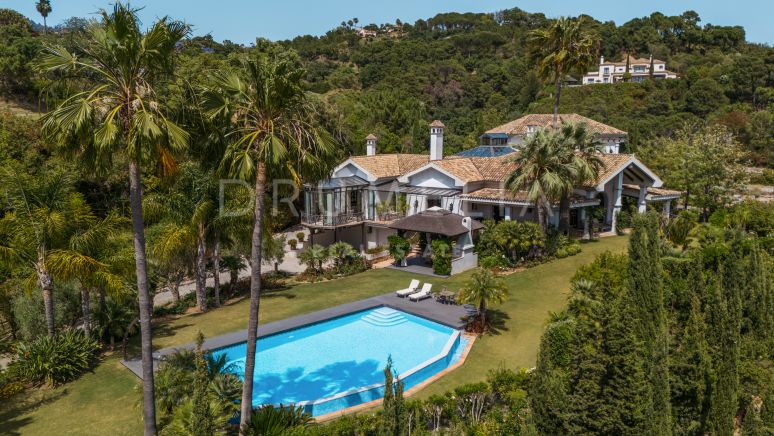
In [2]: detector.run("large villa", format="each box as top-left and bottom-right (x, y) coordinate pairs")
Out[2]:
(301, 113), (680, 274)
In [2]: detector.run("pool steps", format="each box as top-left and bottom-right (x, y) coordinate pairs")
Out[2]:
(360, 307), (408, 327)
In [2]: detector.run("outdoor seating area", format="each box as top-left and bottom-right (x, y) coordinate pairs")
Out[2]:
(395, 281), (460, 305)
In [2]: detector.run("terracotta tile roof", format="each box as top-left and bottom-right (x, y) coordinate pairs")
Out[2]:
(349, 154), (429, 179)
(431, 155), (516, 183)
(430, 120), (445, 127)
(484, 113), (627, 136)
(593, 153), (634, 186)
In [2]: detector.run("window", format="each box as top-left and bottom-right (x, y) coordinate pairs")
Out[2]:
(603, 77), (609, 83)
(427, 197), (441, 209)
(603, 67), (610, 75)
(658, 65), (664, 70)
(491, 137), (507, 145)
(527, 125), (537, 133)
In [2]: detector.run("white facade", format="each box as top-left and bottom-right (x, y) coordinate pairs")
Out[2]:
(583, 55), (677, 85)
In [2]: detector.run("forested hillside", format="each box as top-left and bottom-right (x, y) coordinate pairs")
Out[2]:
(2, 7), (773, 165)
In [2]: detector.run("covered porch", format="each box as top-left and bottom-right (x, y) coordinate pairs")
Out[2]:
(387, 207), (483, 276)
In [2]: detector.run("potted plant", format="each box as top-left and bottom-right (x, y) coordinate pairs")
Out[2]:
(288, 239), (298, 250)
(296, 232), (305, 242)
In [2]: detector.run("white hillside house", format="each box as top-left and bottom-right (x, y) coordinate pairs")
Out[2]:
(583, 55), (677, 84)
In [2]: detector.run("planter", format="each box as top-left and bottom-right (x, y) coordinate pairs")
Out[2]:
(364, 250), (389, 261)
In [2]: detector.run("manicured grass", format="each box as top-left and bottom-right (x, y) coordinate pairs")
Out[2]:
(0, 236), (628, 435)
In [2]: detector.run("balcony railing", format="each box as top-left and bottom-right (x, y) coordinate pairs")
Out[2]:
(372, 211), (404, 222)
(301, 211), (364, 227)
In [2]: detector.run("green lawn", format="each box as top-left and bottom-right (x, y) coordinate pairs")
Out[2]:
(0, 236), (628, 435)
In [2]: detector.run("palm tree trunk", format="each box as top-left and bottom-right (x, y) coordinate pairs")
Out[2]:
(230, 268), (238, 291)
(98, 285), (106, 313)
(213, 236), (221, 307)
(171, 270), (183, 302)
(553, 72), (562, 123)
(535, 200), (546, 231)
(81, 286), (91, 338)
(195, 232), (208, 312)
(128, 160), (157, 436)
(479, 302), (486, 330)
(240, 162), (268, 433)
(559, 194), (570, 235)
(36, 252), (55, 337)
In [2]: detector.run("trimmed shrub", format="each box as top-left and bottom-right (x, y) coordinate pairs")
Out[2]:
(555, 248), (568, 258)
(296, 232), (305, 242)
(431, 239), (452, 276)
(10, 330), (100, 386)
(566, 244), (581, 256)
(479, 255), (509, 270)
(288, 239), (297, 250)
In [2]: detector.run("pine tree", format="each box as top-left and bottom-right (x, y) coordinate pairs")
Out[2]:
(191, 331), (215, 436)
(628, 212), (672, 434)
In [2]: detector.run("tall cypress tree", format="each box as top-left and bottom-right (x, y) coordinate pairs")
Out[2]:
(191, 331), (214, 436)
(628, 212), (672, 434)
(600, 293), (648, 434)
(379, 357), (405, 436)
(746, 245), (773, 344)
(670, 292), (714, 434)
(708, 247), (744, 436)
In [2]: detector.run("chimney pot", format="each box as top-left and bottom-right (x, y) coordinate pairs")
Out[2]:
(365, 133), (377, 156)
(430, 120), (444, 161)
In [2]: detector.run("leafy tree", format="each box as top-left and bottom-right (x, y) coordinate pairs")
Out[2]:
(39, 5), (190, 433)
(262, 235), (287, 273)
(641, 125), (747, 220)
(685, 78), (728, 116)
(528, 16), (598, 121)
(493, 220), (545, 261)
(457, 268), (509, 329)
(430, 239), (452, 275)
(387, 235), (410, 266)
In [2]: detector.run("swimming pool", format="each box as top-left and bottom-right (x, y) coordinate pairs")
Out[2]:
(211, 306), (467, 416)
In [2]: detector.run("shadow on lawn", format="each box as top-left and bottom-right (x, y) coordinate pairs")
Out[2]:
(0, 388), (66, 435)
(485, 309), (510, 336)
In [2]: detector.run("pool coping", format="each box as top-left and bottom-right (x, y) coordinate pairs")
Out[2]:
(314, 332), (478, 422)
(121, 291), (470, 378)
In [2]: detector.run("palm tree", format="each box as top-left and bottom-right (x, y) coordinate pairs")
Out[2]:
(36, 0), (52, 34)
(505, 129), (576, 230)
(556, 122), (604, 234)
(0, 168), (84, 336)
(299, 244), (330, 274)
(47, 211), (128, 338)
(328, 241), (356, 273)
(146, 163), (220, 312)
(39, 5), (189, 434)
(457, 268), (509, 330)
(528, 17), (597, 122)
(203, 53), (336, 431)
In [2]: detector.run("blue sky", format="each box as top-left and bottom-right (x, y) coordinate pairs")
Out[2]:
(6, 0), (773, 44)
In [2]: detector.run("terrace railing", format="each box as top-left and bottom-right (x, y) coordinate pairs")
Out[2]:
(301, 211), (364, 227)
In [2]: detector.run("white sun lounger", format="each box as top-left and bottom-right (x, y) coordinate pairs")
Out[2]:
(409, 283), (433, 301)
(396, 279), (421, 297)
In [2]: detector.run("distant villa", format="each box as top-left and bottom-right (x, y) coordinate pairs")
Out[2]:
(582, 55), (677, 84)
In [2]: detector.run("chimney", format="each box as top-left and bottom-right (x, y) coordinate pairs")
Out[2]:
(429, 120), (444, 161)
(600, 55), (605, 65)
(365, 133), (377, 156)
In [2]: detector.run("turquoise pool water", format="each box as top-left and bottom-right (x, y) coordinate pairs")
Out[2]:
(211, 307), (466, 416)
